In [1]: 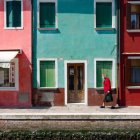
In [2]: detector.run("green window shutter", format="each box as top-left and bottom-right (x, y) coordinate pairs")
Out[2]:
(103, 61), (112, 85)
(96, 61), (103, 87)
(6, 1), (21, 27)
(96, 2), (112, 28)
(96, 61), (112, 87)
(13, 1), (21, 27)
(6, 1), (13, 27)
(126, 3), (131, 29)
(40, 2), (55, 28)
(40, 61), (55, 87)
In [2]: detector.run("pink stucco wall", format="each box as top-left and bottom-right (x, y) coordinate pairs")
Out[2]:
(0, 0), (32, 107)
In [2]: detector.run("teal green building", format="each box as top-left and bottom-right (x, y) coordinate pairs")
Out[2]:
(32, 0), (118, 106)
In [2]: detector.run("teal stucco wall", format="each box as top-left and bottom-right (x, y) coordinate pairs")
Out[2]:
(32, 0), (117, 89)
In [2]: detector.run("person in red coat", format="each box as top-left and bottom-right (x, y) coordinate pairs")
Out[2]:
(100, 74), (115, 109)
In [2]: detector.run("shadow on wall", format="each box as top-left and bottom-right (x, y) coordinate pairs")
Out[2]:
(38, 29), (61, 34)
(58, 0), (93, 14)
(96, 30), (116, 35)
(17, 51), (32, 106)
(18, 50), (32, 91)
(38, 0), (93, 34)
(59, 0), (116, 35)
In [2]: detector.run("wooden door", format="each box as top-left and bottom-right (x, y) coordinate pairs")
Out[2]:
(67, 63), (85, 103)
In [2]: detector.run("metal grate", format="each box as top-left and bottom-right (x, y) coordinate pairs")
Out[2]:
(18, 92), (29, 103)
(40, 92), (54, 106)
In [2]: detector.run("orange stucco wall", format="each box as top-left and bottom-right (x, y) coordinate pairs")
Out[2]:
(0, 0), (32, 107)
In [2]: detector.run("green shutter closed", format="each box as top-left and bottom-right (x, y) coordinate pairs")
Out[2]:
(96, 2), (112, 28)
(6, 1), (13, 27)
(40, 61), (55, 87)
(40, 2), (55, 28)
(13, 1), (21, 27)
(6, 1), (21, 27)
(96, 62), (103, 87)
(96, 61), (112, 87)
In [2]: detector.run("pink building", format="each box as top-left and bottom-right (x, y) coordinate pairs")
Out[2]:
(0, 0), (32, 107)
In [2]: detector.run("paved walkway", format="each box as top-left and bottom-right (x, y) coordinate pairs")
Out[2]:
(0, 105), (140, 120)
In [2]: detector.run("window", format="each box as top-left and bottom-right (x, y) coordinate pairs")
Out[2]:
(127, 2), (140, 30)
(5, 0), (23, 29)
(39, 59), (57, 88)
(38, 0), (57, 29)
(96, 3), (112, 28)
(0, 59), (18, 90)
(96, 61), (112, 87)
(132, 67), (140, 83)
(94, 0), (115, 29)
(94, 59), (115, 88)
(126, 59), (140, 86)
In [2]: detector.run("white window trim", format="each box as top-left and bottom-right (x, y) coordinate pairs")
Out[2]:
(0, 58), (19, 91)
(4, 0), (23, 30)
(128, 56), (140, 59)
(94, 0), (115, 29)
(37, 0), (58, 30)
(127, 86), (140, 89)
(64, 60), (88, 106)
(37, 58), (58, 89)
(94, 58), (116, 89)
(128, 1), (140, 4)
(127, 30), (140, 33)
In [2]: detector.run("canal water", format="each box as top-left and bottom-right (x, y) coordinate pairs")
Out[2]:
(0, 130), (140, 140)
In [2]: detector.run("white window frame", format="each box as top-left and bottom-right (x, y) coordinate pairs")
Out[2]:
(4, 0), (23, 30)
(37, 0), (58, 30)
(127, 1), (140, 33)
(94, 0), (115, 30)
(94, 58), (116, 89)
(0, 58), (19, 91)
(37, 58), (58, 89)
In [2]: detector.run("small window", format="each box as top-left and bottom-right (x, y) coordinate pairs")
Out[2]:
(96, 61), (112, 88)
(127, 3), (140, 30)
(131, 67), (140, 83)
(94, 0), (115, 29)
(39, 60), (57, 88)
(39, 1), (57, 29)
(0, 59), (18, 89)
(96, 2), (112, 28)
(126, 59), (140, 86)
(5, 0), (22, 28)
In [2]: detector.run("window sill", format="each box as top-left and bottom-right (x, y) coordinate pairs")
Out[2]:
(127, 86), (140, 89)
(95, 87), (103, 90)
(127, 29), (140, 33)
(0, 87), (18, 91)
(95, 27), (115, 31)
(38, 28), (58, 31)
(4, 27), (24, 30)
(38, 87), (58, 90)
(95, 87), (116, 90)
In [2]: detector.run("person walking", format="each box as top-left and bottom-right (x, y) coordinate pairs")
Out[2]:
(100, 74), (115, 109)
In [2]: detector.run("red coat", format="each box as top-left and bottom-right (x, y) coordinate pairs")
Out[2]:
(103, 77), (111, 93)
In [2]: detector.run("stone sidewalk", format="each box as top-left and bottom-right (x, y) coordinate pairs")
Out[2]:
(0, 105), (140, 120)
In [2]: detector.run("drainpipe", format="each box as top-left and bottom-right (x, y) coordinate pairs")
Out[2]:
(31, 0), (33, 106)
(116, 0), (120, 106)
